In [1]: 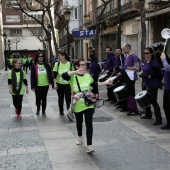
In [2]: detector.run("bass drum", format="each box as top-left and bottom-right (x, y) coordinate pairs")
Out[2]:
(135, 90), (151, 108)
(113, 85), (126, 101)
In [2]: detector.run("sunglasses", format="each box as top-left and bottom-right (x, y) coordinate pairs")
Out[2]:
(80, 64), (86, 66)
(38, 56), (44, 58)
(143, 52), (150, 55)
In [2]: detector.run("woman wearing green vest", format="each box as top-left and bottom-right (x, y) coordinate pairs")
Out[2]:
(8, 59), (29, 120)
(22, 55), (28, 73)
(8, 55), (14, 70)
(62, 58), (112, 153)
(31, 53), (53, 117)
(53, 51), (73, 115)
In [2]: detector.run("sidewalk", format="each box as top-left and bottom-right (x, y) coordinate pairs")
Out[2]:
(0, 69), (170, 170)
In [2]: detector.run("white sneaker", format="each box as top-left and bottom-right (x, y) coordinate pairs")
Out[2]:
(76, 137), (82, 145)
(86, 145), (94, 153)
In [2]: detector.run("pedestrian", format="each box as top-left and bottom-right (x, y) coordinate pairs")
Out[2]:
(8, 59), (29, 120)
(62, 58), (112, 153)
(8, 55), (14, 70)
(22, 55), (28, 73)
(27, 54), (33, 70)
(160, 52), (170, 129)
(53, 51), (73, 115)
(139, 47), (162, 125)
(31, 52), (53, 117)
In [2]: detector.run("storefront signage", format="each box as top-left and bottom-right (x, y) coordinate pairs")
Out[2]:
(72, 30), (96, 38)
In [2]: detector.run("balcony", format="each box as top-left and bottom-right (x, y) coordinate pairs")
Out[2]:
(84, 11), (95, 27)
(121, 0), (140, 14)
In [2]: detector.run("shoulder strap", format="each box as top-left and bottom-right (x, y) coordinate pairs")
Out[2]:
(57, 61), (60, 73)
(75, 76), (81, 92)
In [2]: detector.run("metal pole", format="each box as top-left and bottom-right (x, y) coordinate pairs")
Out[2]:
(67, 22), (69, 56)
(4, 38), (7, 71)
(117, 0), (121, 47)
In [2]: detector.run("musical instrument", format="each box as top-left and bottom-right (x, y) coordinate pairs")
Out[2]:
(135, 90), (151, 108)
(106, 76), (119, 88)
(113, 85), (126, 101)
(98, 73), (108, 82)
(161, 28), (170, 52)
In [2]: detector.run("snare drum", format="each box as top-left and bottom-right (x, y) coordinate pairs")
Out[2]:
(135, 90), (151, 108)
(98, 74), (108, 82)
(106, 76), (119, 88)
(113, 85), (126, 101)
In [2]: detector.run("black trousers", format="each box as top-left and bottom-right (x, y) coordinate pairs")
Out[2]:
(12, 95), (23, 115)
(163, 90), (170, 125)
(74, 108), (94, 145)
(23, 64), (27, 73)
(57, 83), (71, 113)
(145, 87), (162, 121)
(35, 86), (49, 111)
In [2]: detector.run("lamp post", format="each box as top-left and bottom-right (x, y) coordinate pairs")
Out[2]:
(47, 24), (53, 65)
(64, 10), (71, 56)
(3, 33), (7, 71)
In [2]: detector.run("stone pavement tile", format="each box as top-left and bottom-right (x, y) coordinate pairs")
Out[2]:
(8, 148), (27, 155)
(26, 146), (46, 153)
(52, 162), (99, 170)
(0, 116), (36, 129)
(44, 139), (79, 151)
(41, 130), (74, 140)
(0, 152), (53, 170)
(0, 130), (44, 151)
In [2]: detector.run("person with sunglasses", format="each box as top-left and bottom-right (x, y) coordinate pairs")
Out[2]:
(62, 58), (112, 153)
(139, 47), (162, 125)
(8, 59), (29, 120)
(31, 53), (53, 117)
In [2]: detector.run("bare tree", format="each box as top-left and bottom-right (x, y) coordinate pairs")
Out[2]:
(93, 0), (110, 58)
(2, 0), (60, 63)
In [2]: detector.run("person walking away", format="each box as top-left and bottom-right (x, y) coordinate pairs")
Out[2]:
(62, 58), (112, 153)
(22, 56), (28, 73)
(31, 53), (53, 117)
(8, 59), (29, 120)
(140, 47), (162, 125)
(53, 51), (74, 115)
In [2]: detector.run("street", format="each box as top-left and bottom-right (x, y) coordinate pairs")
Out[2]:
(0, 70), (170, 170)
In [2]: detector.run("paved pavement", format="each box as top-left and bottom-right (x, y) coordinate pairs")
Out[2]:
(0, 69), (170, 170)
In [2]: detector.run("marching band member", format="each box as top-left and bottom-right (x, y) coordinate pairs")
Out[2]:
(101, 47), (115, 101)
(120, 43), (139, 115)
(160, 52), (170, 129)
(140, 47), (162, 125)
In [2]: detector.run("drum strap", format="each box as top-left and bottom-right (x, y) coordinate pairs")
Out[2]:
(75, 76), (81, 92)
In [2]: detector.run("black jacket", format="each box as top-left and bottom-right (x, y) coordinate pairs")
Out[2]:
(31, 63), (53, 89)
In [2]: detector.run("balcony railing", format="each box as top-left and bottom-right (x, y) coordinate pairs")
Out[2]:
(84, 11), (94, 27)
(121, 0), (140, 14)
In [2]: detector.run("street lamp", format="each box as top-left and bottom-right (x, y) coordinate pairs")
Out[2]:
(3, 33), (7, 71)
(64, 9), (71, 56)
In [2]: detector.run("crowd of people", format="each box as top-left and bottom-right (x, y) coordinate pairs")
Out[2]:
(6, 42), (170, 153)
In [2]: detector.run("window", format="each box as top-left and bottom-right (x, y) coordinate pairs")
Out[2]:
(32, 28), (43, 36)
(10, 29), (22, 36)
(23, 14), (43, 20)
(75, 8), (78, 19)
(5, 1), (20, 8)
(6, 15), (20, 23)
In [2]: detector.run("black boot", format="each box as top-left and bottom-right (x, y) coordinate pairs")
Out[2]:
(36, 108), (40, 115)
(42, 111), (46, 117)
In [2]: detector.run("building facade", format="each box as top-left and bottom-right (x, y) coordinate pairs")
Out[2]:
(2, 0), (45, 59)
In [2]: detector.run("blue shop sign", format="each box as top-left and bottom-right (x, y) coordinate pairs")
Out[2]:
(72, 30), (96, 38)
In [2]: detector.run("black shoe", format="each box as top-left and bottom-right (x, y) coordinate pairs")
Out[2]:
(42, 111), (46, 117)
(105, 99), (111, 101)
(36, 109), (40, 115)
(110, 101), (116, 104)
(141, 115), (152, 119)
(116, 105), (122, 109)
(120, 109), (128, 112)
(153, 121), (162, 126)
(161, 124), (170, 130)
(114, 102), (120, 106)
(127, 112), (138, 116)
(60, 112), (64, 115)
